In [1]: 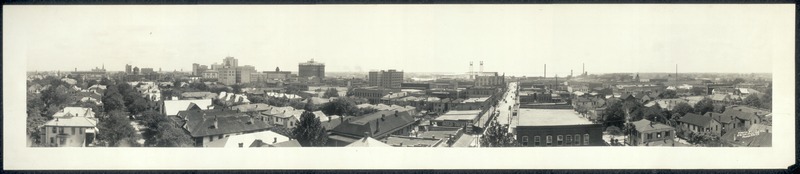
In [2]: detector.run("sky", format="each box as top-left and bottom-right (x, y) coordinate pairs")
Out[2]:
(7, 5), (793, 76)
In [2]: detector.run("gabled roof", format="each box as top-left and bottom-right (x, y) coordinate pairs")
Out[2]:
(331, 110), (416, 139)
(52, 107), (95, 118)
(179, 110), (271, 137)
(678, 113), (715, 127)
(706, 112), (734, 124)
(345, 137), (392, 147)
(231, 103), (272, 112)
(205, 131), (289, 148)
(631, 119), (674, 133)
(269, 139), (302, 147)
(163, 99), (213, 116)
(723, 109), (760, 121)
(44, 116), (98, 127)
(710, 94), (730, 101)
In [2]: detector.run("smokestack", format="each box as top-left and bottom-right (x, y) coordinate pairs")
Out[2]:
(544, 64), (546, 78)
(582, 63), (585, 75)
(469, 61), (474, 79)
(479, 61), (484, 74)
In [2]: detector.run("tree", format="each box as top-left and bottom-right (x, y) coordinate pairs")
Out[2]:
(40, 84), (70, 110)
(323, 88), (340, 98)
(643, 104), (666, 123)
(128, 97), (149, 115)
(102, 87), (125, 113)
(480, 122), (517, 147)
(661, 90), (678, 99)
(693, 98), (715, 115)
(230, 84), (243, 94)
(292, 111), (328, 147)
(732, 78), (745, 84)
(760, 89), (772, 110)
(97, 110), (138, 147)
(672, 102), (694, 116)
(248, 94), (267, 104)
(152, 122), (194, 147)
(690, 87), (708, 96)
(603, 101), (626, 128)
(303, 97), (315, 111)
(743, 94), (761, 108)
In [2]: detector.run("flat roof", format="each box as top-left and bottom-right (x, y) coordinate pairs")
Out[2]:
(434, 110), (481, 121)
(516, 109), (593, 126)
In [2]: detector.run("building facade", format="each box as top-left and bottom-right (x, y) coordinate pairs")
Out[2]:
(368, 69), (404, 89)
(298, 59), (325, 79)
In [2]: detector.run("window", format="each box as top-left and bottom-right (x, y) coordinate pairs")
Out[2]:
(219, 135), (224, 139)
(583, 134), (589, 145)
(521, 136), (529, 146)
(58, 127), (64, 134)
(80, 128), (83, 134)
(574, 134), (581, 145)
(533, 136), (541, 146)
(665, 131), (670, 137)
(210, 136), (214, 142)
(50, 137), (55, 144)
(546, 136), (552, 146)
(71, 127), (75, 135)
(646, 133), (652, 140)
(557, 135), (563, 146)
(566, 135), (572, 146)
(657, 132), (662, 138)
(51, 127), (56, 133)
(238, 143), (244, 148)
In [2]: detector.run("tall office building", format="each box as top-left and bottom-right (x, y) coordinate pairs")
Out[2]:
(368, 69), (404, 89)
(298, 59), (325, 79)
(217, 56), (252, 85)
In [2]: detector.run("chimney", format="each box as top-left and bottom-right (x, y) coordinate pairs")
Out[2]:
(273, 137), (277, 143)
(395, 110), (399, 117)
(381, 114), (385, 121)
(212, 116), (218, 129)
(364, 131), (371, 138)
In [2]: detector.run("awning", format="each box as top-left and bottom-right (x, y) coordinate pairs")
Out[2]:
(85, 128), (97, 134)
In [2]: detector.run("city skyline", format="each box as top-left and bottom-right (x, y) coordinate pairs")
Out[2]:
(13, 5), (790, 75)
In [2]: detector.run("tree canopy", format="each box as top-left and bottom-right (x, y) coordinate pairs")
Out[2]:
(672, 102), (694, 116)
(292, 111), (328, 147)
(480, 122), (518, 147)
(693, 98), (715, 115)
(97, 110), (139, 147)
(323, 88), (340, 98)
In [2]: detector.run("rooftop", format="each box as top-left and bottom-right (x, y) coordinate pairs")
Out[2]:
(462, 97), (490, 103)
(434, 110), (482, 121)
(44, 116), (98, 127)
(385, 136), (443, 147)
(515, 109), (593, 126)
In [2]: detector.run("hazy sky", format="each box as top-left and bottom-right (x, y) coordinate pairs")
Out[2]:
(7, 5), (793, 76)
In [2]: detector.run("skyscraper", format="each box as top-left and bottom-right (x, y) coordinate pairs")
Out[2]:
(298, 59), (325, 79)
(368, 69), (404, 89)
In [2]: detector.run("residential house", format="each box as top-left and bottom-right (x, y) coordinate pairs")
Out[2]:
(630, 119), (676, 146)
(175, 109), (271, 147)
(41, 107), (99, 147)
(328, 110), (417, 146)
(345, 136), (392, 147)
(162, 99), (213, 116)
(204, 131), (293, 148)
(678, 113), (722, 136)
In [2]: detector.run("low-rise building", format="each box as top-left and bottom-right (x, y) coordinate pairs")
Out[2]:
(328, 110), (417, 146)
(678, 113), (722, 136)
(161, 99), (213, 116)
(513, 109), (605, 147)
(629, 119), (676, 146)
(175, 109), (271, 147)
(41, 107), (99, 147)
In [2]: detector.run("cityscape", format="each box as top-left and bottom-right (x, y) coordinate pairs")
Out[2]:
(16, 5), (780, 150)
(26, 57), (773, 148)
